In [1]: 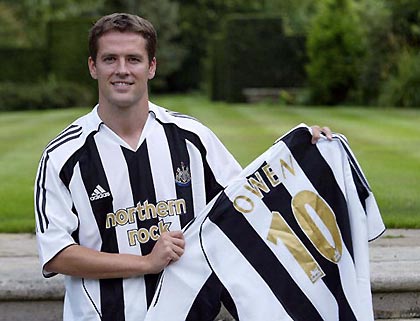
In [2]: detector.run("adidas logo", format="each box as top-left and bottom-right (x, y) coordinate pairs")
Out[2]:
(90, 185), (111, 201)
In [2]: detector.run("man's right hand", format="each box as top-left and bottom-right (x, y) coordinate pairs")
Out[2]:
(146, 231), (185, 274)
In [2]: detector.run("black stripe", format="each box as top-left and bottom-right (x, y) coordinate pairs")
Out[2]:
(279, 128), (357, 320)
(79, 133), (125, 321)
(335, 136), (371, 211)
(262, 182), (357, 321)
(206, 192), (324, 321)
(35, 129), (83, 233)
(45, 125), (81, 150)
(335, 135), (371, 190)
(220, 286), (239, 321)
(35, 155), (48, 233)
(164, 110), (199, 121)
(281, 128), (355, 260)
(186, 272), (223, 321)
(350, 165), (370, 212)
(122, 142), (159, 308)
(155, 119), (224, 205)
(162, 123), (194, 228)
(183, 132), (223, 203)
(70, 204), (80, 244)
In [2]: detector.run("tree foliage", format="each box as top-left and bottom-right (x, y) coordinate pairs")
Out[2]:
(137, 1), (187, 91)
(306, 0), (366, 105)
(387, 0), (420, 48)
(0, 0), (104, 46)
(0, 3), (29, 47)
(263, 0), (318, 34)
(379, 50), (420, 107)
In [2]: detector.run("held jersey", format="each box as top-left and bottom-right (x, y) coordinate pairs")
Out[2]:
(34, 102), (242, 321)
(145, 124), (385, 321)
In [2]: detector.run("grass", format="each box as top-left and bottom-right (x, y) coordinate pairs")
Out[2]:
(1, 94), (419, 232)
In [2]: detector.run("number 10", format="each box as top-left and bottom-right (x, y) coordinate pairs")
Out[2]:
(267, 190), (343, 283)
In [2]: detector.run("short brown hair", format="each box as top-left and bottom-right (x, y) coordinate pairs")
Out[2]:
(88, 13), (157, 63)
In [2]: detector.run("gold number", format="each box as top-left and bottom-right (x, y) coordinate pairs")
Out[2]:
(292, 191), (342, 263)
(266, 190), (342, 283)
(268, 211), (325, 283)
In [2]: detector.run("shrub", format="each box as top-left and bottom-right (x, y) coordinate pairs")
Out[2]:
(0, 47), (47, 83)
(208, 14), (307, 102)
(378, 50), (420, 107)
(353, 0), (395, 105)
(0, 81), (95, 111)
(47, 18), (96, 89)
(306, 0), (366, 105)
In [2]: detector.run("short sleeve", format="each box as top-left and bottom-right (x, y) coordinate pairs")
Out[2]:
(34, 154), (78, 277)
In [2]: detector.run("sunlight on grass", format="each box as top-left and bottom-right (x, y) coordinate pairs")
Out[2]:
(1, 95), (419, 232)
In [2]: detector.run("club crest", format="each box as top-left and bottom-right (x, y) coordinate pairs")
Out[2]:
(175, 162), (191, 187)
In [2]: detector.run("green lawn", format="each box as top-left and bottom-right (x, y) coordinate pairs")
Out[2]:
(1, 94), (419, 232)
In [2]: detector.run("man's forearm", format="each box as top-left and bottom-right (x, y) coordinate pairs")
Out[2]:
(44, 244), (152, 279)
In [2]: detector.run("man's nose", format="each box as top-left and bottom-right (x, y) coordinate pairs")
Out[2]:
(116, 58), (129, 75)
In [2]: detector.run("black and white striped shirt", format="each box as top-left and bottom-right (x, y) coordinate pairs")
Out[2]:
(145, 124), (385, 321)
(34, 102), (242, 321)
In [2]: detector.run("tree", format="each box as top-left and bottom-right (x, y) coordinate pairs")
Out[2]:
(0, 3), (29, 47)
(138, 1), (187, 91)
(263, 0), (318, 34)
(103, 0), (188, 91)
(3, 0), (104, 47)
(171, 0), (263, 90)
(387, 0), (420, 47)
(306, 0), (366, 105)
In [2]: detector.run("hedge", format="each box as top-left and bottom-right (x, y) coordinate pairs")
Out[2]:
(210, 14), (307, 103)
(208, 35), (227, 101)
(47, 18), (97, 93)
(0, 47), (47, 83)
(0, 81), (94, 111)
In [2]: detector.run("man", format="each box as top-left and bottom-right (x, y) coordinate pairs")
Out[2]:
(34, 13), (331, 321)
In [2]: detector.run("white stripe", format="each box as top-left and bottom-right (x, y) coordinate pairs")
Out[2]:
(95, 131), (147, 321)
(34, 155), (47, 231)
(69, 164), (102, 315)
(273, 140), (363, 319)
(187, 141), (206, 218)
(317, 139), (376, 320)
(223, 180), (339, 321)
(71, 163), (102, 251)
(147, 125), (181, 231)
(144, 196), (220, 321)
(202, 219), (294, 321)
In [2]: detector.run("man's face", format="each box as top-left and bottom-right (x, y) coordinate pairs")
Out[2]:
(88, 31), (156, 109)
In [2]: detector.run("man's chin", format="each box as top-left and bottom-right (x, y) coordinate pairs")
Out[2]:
(109, 96), (137, 108)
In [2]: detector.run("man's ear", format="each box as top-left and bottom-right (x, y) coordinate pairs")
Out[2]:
(148, 57), (157, 80)
(88, 57), (98, 80)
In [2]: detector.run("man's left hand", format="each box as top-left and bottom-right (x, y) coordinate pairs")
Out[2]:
(310, 126), (333, 144)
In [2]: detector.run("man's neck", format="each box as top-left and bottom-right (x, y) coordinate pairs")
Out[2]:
(97, 100), (149, 150)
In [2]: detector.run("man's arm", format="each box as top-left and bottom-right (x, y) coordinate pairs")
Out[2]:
(44, 231), (185, 279)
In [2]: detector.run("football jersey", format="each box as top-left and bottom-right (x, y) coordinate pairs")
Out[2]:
(145, 124), (385, 321)
(34, 102), (242, 321)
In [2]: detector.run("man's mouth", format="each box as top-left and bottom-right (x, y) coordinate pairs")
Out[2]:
(111, 81), (134, 86)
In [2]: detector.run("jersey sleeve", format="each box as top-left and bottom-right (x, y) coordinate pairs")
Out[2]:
(34, 154), (79, 277)
(334, 134), (386, 241)
(200, 126), (242, 189)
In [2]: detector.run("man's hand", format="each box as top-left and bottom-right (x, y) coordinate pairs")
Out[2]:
(146, 231), (185, 274)
(310, 126), (333, 144)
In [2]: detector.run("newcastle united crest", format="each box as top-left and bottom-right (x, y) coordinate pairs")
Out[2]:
(175, 162), (191, 187)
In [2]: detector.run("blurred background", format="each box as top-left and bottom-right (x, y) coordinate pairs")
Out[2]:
(0, 0), (419, 232)
(0, 0), (419, 109)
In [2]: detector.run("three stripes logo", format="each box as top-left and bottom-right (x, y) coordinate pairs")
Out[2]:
(90, 185), (111, 201)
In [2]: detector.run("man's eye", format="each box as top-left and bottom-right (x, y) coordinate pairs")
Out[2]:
(103, 57), (115, 63)
(129, 57), (141, 63)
